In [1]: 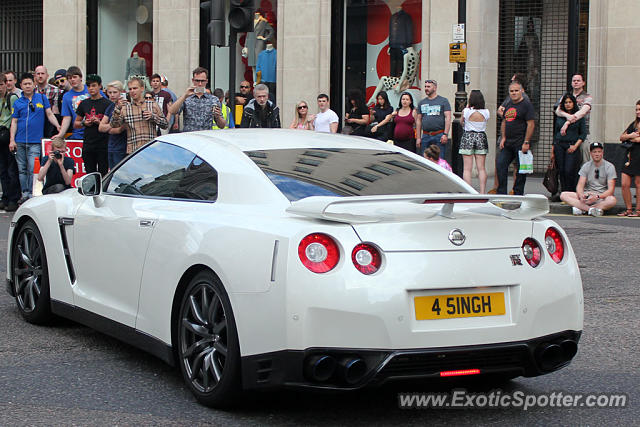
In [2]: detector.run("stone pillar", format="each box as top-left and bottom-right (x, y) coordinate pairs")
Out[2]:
(43, 0), (86, 72)
(588, 0), (640, 143)
(153, 0), (201, 97)
(277, 0), (332, 128)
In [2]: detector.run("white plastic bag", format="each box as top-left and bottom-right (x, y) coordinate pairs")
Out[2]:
(518, 150), (534, 174)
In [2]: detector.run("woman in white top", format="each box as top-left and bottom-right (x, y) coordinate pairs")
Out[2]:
(460, 90), (490, 193)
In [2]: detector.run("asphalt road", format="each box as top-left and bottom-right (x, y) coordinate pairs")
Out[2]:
(0, 212), (638, 425)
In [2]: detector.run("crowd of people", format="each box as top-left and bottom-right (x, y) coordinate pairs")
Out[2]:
(1, 64), (638, 216)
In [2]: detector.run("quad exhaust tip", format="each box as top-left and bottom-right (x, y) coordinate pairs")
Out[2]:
(536, 340), (578, 371)
(304, 355), (367, 384)
(304, 355), (336, 382)
(339, 357), (367, 385)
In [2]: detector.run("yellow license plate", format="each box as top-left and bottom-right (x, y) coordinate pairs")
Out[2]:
(414, 292), (506, 320)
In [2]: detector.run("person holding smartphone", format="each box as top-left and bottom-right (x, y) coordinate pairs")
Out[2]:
(168, 67), (226, 132)
(109, 76), (168, 154)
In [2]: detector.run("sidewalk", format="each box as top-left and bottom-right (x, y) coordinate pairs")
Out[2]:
(469, 174), (629, 216)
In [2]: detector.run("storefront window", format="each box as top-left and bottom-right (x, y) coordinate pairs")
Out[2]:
(97, 0), (153, 85)
(345, 0), (422, 110)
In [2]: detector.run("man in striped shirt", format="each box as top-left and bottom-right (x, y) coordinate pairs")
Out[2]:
(110, 76), (168, 153)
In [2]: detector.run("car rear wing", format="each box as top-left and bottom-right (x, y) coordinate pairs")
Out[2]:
(286, 194), (549, 223)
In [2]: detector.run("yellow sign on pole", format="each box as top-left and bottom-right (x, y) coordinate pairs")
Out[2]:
(449, 43), (467, 63)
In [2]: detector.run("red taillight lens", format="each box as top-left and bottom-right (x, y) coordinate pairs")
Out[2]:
(522, 238), (542, 267)
(351, 243), (382, 275)
(439, 369), (481, 377)
(298, 233), (340, 273)
(544, 227), (565, 263)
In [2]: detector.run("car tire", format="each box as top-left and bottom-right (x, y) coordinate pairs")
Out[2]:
(177, 270), (241, 408)
(12, 219), (53, 324)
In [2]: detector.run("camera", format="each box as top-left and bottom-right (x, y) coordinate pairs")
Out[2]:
(53, 150), (62, 159)
(194, 87), (205, 94)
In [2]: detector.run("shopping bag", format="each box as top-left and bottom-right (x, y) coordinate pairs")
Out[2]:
(542, 158), (559, 194)
(518, 150), (534, 174)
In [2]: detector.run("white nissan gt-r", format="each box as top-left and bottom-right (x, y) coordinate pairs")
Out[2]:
(6, 129), (583, 407)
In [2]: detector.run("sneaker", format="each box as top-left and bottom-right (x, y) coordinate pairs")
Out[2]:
(572, 207), (585, 215)
(0, 200), (6, 210)
(588, 207), (603, 217)
(17, 195), (29, 205)
(5, 202), (17, 212)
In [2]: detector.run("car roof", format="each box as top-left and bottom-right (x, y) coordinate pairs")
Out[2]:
(156, 129), (405, 154)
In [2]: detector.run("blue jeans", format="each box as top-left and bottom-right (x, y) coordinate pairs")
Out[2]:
(108, 151), (127, 170)
(16, 143), (41, 197)
(497, 143), (527, 195)
(420, 133), (446, 158)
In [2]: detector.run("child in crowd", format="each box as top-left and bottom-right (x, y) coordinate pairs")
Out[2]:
(424, 145), (452, 172)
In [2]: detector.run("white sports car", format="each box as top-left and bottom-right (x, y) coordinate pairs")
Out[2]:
(6, 129), (583, 407)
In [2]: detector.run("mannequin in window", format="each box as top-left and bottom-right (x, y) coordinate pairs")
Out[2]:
(126, 51), (147, 81)
(256, 43), (277, 102)
(367, 46), (419, 106)
(515, 18), (540, 107)
(245, 12), (275, 67)
(388, 0), (413, 77)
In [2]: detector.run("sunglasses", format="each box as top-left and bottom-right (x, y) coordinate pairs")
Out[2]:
(297, 105), (308, 110)
(425, 79), (437, 85)
(240, 85), (250, 89)
(193, 79), (207, 84)
(55, 78), (66, 84)
(144, 96), (154, 100)
(29, 101), (35, 112)
(595, 169), (599, 179)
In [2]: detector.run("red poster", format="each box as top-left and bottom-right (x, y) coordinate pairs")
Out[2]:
(41, 139), (86, 188)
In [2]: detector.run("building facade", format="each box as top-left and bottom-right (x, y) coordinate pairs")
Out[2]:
(2, 0), (637, 172)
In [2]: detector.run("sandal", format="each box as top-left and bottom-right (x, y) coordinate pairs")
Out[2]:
(617, 209), (633, 216)
(629, 211), (640, 217)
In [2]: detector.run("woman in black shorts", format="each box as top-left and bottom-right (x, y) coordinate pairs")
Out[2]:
(618, 100), (640, 216)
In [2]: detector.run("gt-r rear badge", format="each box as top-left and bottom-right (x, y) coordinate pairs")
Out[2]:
(448, 229), (466, 246)
(510, 254), (523, 266)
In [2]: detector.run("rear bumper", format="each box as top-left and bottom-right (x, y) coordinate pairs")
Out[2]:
(241, 330), (581, 391)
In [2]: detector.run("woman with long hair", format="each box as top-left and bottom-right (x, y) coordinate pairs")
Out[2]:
(460, 89), (490, 193)
(344, 89), (370, 136)
(617, 100), (640, 216)
(376, 92), (417, 152)
(368, 91), (393, 141)
(289, 100), (313, 130)
(553, 93), (586, 193)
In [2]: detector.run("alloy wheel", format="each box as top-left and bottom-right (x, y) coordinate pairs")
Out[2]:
(180, 281), (229, 393)
(14, 227), (44, 313)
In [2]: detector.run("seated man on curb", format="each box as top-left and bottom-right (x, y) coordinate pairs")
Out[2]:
(37, 136), (75, 195)
(560, 142), (617, 216)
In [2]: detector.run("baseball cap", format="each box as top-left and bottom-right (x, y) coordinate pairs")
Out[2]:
(590, 142), (604, 151)
(54, 69), (67, 80)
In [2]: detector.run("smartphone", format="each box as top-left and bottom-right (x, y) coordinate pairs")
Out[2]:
(194, 87), (205, 94)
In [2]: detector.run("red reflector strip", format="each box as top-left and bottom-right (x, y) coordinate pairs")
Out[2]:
(439, 369), (481, 377)
(422, 199), (489, 204)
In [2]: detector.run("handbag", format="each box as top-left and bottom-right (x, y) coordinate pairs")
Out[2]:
(620, 141), (633, 150)
(543, 157), (559, 195)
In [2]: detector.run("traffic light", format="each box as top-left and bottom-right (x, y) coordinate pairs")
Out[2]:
(201, 0), (225, 46)
(229, 0), (254, 32)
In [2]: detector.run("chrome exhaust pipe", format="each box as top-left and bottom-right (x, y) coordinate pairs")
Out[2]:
(304, 355), (336, 382)
(339, 357), (367, 385)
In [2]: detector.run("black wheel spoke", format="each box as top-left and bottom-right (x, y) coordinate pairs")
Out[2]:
(188, 295), (207, 325)
(182, 318), (210, 337)
(26, 279), (36, 310)
(212, 318), (226, 335)
(189, 348), (209, 381)
(200, 286), (210, 323)
(213, 342), (227, 357)
(211, 354), (223, 381)
(183, 337), (213, 358)
(208, 296), (220, 326)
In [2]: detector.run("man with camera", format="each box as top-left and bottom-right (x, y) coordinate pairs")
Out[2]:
(168, 67), (226, 132)
(37, 136), (75, 195)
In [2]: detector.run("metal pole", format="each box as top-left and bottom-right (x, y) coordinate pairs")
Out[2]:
(451, 0), (467, 178)
(229, 29), (237, 126)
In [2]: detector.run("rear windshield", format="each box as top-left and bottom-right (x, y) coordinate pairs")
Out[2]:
(245, 148), (468, 201)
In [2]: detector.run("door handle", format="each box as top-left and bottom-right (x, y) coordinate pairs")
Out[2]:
(139, 219), (155, 228)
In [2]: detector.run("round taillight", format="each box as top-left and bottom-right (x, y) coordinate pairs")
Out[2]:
(351, 243), (382, 275)
(298, 233), (340, 273)
(544, 227), (565, 263)
(522, 238), (542, 268)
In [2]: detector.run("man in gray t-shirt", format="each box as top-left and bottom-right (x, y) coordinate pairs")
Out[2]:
(417, 79), (451, 158)
(560, 142), (616, 216)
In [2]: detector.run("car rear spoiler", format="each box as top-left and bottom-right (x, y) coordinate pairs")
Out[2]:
(286, 194), (549, 223)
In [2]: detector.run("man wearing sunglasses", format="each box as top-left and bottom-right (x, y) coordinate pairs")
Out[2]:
(9, 73), (61, 202)
(560, 142), (617, 216)
(234, 80), (254, 107)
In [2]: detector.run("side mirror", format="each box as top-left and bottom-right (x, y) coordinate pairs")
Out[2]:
(77, 172), (102, 197)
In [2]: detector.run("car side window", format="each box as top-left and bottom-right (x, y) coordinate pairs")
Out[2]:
(105, 141), (217, 201)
